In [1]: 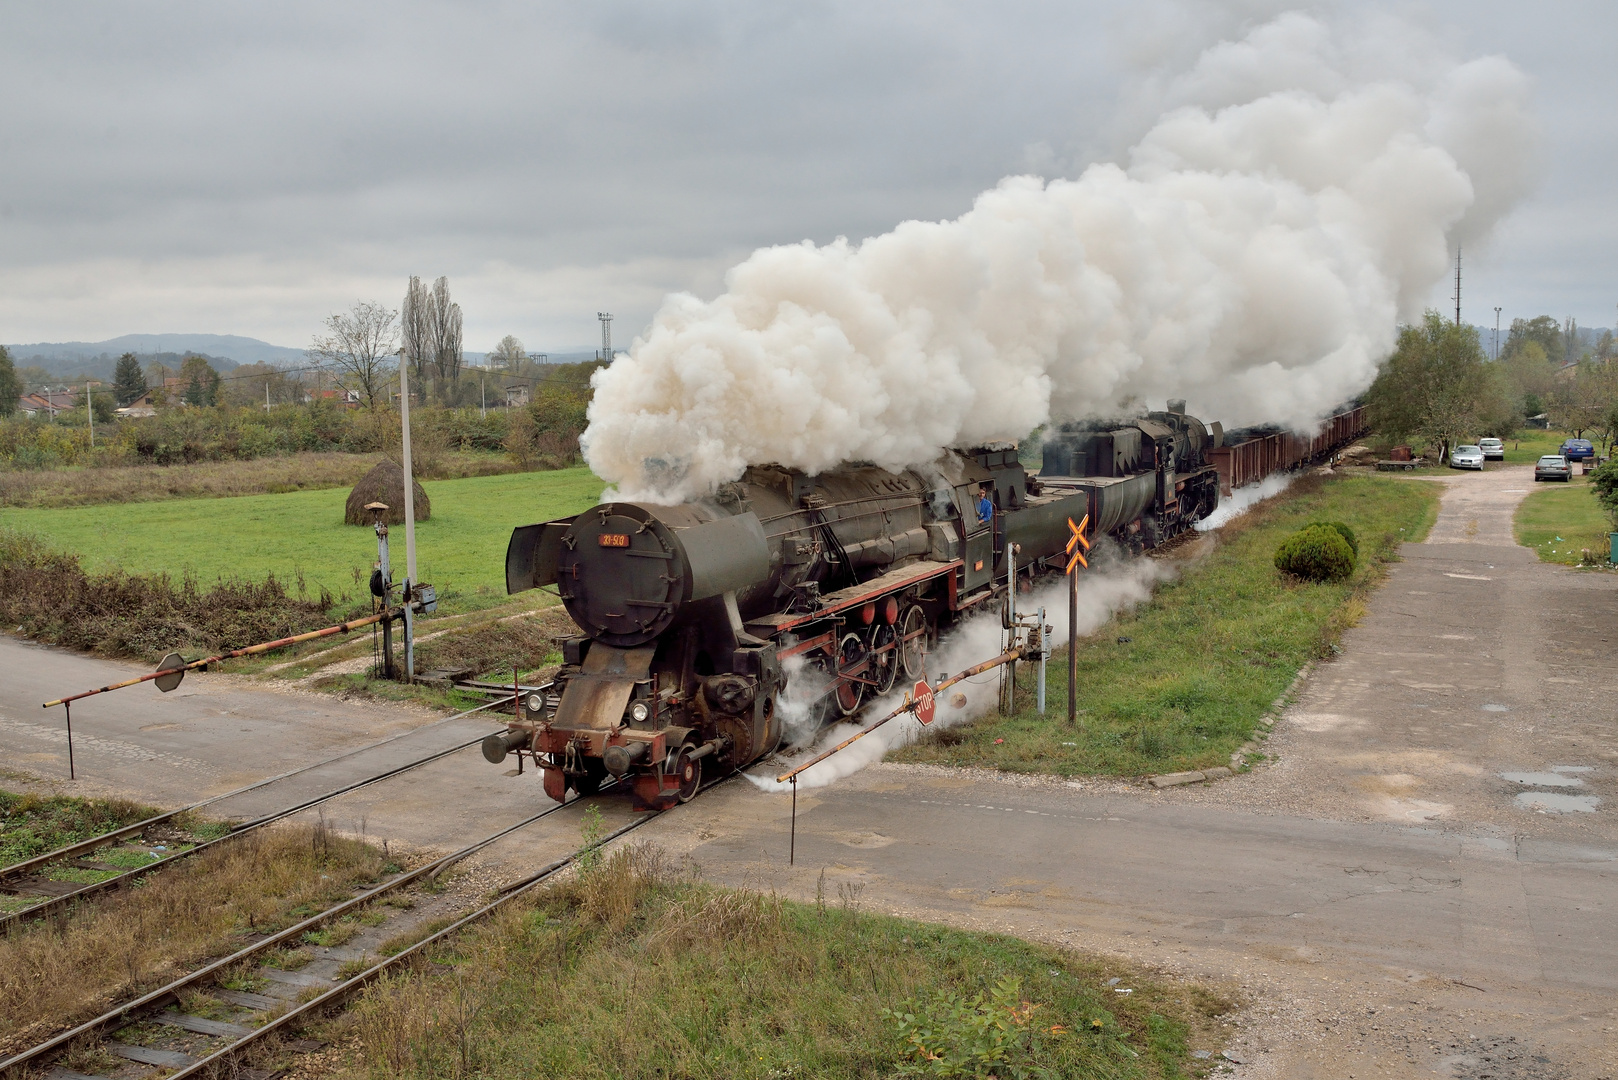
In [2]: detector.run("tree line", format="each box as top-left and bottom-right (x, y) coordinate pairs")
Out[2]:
(1367, 311), (1618, 462)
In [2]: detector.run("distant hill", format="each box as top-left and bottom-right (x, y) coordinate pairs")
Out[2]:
(5, 334), (306, 381)
(9, 335), (610, 384)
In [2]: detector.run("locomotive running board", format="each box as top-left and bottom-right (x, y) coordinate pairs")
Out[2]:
(748, 559), (962, 636)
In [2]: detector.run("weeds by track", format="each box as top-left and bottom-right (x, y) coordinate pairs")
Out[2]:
(0, 695), (520, 929)
(1, 774), (727, 1080)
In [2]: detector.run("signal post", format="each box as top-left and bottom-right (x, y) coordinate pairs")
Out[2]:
(1065, 515), (1089, 728)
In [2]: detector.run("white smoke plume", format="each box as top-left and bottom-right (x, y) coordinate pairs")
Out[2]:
(581, 12), (1534, 505)
(1194, 472), (1296, 532)
(747, 550), (1171, 793)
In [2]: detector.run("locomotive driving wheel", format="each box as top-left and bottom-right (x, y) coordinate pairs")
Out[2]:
(835, 633), (866, 715)
(672, 745), (702, 803)
(868, 622), (898, 694)
(898, 604), (929, 681)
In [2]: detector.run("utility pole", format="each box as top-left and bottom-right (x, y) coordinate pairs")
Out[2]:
(1453, 246), (1462, 327)
(1494, 306), (1502, 360)
(397, 347), (418, 684)
(397, 348), (417, 584)
(85, 381), (93, 447)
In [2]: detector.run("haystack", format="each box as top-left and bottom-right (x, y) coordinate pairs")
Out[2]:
(344, 459), (430, 525)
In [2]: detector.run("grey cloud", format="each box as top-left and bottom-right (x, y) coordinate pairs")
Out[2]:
(0, 0), (1613, 348)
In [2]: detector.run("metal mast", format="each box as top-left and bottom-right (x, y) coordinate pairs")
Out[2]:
(1453, 246), (1462, 326)
(598, 312), (613, 361)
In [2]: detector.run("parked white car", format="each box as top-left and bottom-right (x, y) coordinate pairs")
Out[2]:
(1478, 437), (1505, 460)
(1449, 444), (1485, 470)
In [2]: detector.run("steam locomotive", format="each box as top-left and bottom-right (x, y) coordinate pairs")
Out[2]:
(489, 400), (1256, 807)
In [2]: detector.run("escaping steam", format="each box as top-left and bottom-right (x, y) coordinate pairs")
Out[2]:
(582, 12), (1534, 505)
(748, 548), (1171, 793)
(1194, 473), (1296, 532)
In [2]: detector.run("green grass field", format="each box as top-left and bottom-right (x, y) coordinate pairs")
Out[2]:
(1514, 471), (1615, 565)
(0, 467), (604, 610)
(897, 473), (1442, 777)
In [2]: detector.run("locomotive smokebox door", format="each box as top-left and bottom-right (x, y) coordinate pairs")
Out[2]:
(554, 504), (769, 648)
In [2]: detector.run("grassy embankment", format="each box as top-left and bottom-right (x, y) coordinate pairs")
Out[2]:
(308, 843), (1230, 1080)
(0, 466), (602, 612)
(898, 473), (1441, 778)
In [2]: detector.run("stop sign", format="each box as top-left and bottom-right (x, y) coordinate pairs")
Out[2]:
(913, 680), (935, 725)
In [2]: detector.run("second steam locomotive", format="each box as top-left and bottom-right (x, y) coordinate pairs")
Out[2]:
(490, 401), (1363, 806)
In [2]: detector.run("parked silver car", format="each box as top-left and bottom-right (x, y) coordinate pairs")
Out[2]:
(1534, 455), (1572, 482)
(1449, 444), (1485, 470)
(1478, 437), (1504, 460)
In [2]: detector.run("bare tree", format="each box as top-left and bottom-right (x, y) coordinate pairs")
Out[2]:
(309, 300), (399, 409)
(488, 334), (525, 372)
(401, 276), (432, 402)
(426, 277), (463, 402)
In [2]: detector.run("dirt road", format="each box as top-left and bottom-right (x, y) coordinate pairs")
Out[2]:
(3, 466), (1614, 1077)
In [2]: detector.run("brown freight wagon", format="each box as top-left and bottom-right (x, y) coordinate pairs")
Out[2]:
(1206, 404), (1368, 496)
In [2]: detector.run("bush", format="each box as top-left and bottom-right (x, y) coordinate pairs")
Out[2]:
(1590, 459), (1618, 530)
(1303, 519), (1358, 556)
(1273, 524), (1355, 582)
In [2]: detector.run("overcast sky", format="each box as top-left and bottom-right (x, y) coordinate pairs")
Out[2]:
(1, 0), (1613, 353)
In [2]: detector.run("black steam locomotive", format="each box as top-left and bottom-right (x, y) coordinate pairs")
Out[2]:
(489, 401), (1226, 807)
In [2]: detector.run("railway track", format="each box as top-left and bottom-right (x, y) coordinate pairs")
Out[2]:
(2, 773), (725, 1080)
(0, 694), (529, 929)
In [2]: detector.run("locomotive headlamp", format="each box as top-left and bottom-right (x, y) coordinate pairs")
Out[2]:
(525, 693), (544, 713)
(630, 702), (650, 722)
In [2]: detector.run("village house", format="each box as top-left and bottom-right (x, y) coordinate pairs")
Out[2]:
(15, 390), (78, 419)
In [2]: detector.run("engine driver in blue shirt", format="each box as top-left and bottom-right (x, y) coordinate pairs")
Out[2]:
(976, 483), (994, 526)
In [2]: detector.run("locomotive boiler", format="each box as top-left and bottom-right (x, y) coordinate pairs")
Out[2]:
(490, 401), (1227, 808)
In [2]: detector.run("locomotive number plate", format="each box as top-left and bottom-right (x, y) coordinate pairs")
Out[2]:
(598, 533), (630, 548)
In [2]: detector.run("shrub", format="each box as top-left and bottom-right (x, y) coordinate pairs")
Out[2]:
(1273, 524), (1355, 582)
(1303, 519), (1358, 556)
(1590, 459), (1618, 530)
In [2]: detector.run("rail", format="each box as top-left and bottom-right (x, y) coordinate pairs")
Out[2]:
(0, 694), (535, 927)
(3, 774), (731, 1080)
(0, 695), (519, 886)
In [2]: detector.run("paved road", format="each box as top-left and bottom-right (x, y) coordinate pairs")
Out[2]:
(3, 465), (1615, 1077)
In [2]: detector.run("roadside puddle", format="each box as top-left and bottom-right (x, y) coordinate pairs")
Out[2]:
(1500, 772), (1584, 787)
(1503, 767), (1601, 813)
(1513, 792), (1600, 813)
